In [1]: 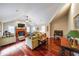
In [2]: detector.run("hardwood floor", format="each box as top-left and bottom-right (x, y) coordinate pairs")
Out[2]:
(0, 38), (61, 56)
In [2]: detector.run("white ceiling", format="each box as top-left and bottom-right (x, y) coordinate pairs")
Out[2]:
(0, 3), (65, 25)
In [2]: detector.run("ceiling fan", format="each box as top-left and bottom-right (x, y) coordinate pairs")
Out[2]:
(15, 10), (32, 23)
(25, 16), (32, 23)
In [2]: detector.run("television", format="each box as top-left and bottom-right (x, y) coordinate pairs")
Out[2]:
(18, 23), (25, 27)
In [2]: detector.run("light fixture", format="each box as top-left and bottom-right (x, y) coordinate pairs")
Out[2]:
(25, 16), (28, 20)
(25, 16), (32, 23)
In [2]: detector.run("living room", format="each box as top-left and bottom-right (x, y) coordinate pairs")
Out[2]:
(0, 3), (79, 56)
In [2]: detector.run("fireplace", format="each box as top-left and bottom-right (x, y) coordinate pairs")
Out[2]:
(16, 29), (26, 37)
(54, 30), (63, 37)
(54, 30), (63, 46)
(16, 28), (27, 41)
(18, 32), (25, 36)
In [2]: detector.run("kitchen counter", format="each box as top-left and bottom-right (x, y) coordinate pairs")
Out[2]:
(0, 36), (16, 46)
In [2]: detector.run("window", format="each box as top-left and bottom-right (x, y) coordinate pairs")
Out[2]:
(32, 26), (36, 32)
(8, 26), (15, 33)
(40, 25), (46, 33)
(27, 26), (30, 32)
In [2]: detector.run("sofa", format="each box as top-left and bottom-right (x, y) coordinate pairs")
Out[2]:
(25, 32), (48, 50)
(25, 32), (42, 49)
(25, 36), (39, 49)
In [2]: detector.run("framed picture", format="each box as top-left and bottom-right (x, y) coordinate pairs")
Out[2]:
(74, 14), (79, 29)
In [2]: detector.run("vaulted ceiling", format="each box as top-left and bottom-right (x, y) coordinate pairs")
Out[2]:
(0, 3), (65, 25)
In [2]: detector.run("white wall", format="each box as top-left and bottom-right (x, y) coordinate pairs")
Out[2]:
(0, 22), (3, 36)
(50, 16), (68, 36)
(68, 3), (79, 31)
(68, 4), (75, 31)
(0, 22), (2, 36)
(3, 19), (46, 34)
(3, 20), (27, 32)
(3, 21), (15, 32)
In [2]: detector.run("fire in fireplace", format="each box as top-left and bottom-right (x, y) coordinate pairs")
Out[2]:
(18, 32), (25, 36)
